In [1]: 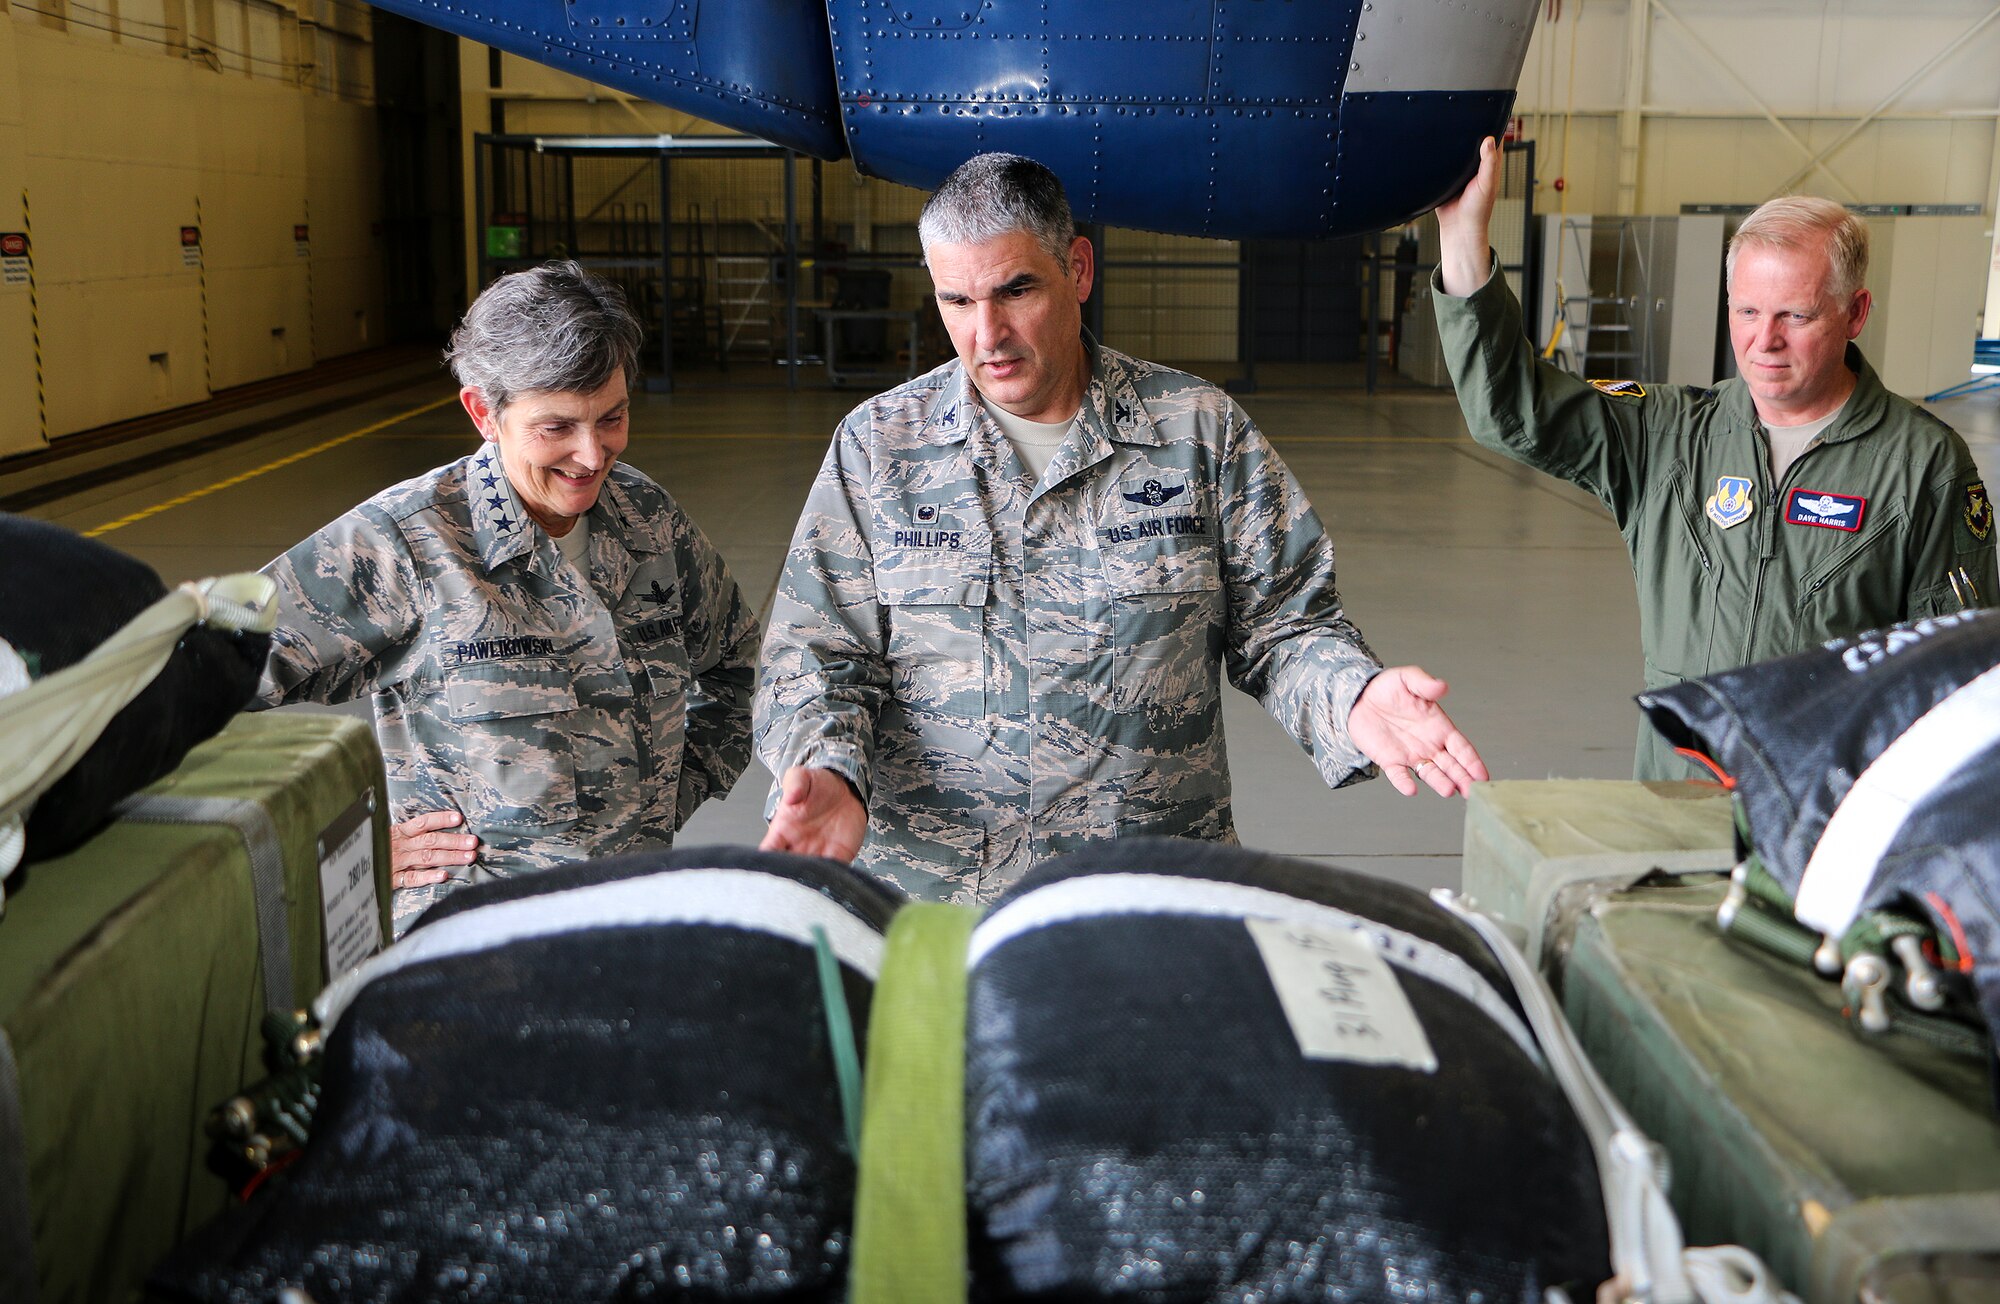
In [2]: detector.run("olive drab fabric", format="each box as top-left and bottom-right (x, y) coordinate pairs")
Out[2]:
(754, 339), (1384, 902)
(258, 443), (760, 927)
(1434, 263), (1998, 780)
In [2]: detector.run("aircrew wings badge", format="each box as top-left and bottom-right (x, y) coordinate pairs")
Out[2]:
(1967, 482), (1992, 541)
(1121, 477), (1186, 509)
(1706, 475), (1754, 529)
(1589, 379), (1646, 399)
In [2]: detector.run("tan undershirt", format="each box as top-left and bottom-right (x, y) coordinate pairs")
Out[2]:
(989, 404), (1076, 485)
(554, 510), (591, 572)
(1765, 402), (1846, 484)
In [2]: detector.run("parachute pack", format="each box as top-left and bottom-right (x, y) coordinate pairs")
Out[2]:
(0, 514), (276, 896)
(151, 841), (1788, 1304)
(1639, 609), (2000, 1080)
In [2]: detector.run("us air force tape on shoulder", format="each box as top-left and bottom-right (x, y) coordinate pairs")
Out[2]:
(1589, 379), (1647, 399)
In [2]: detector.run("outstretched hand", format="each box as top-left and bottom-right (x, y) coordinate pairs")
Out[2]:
(1435, 135), (1502, 298)
(1348, 666), (1489, 797)
(759, 765), (868, 862)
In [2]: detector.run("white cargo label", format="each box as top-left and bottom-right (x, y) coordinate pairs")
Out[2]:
(1245, 917), (1438, 1073)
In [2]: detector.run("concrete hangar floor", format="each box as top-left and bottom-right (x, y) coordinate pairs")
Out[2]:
(11, 360), (2000, 893)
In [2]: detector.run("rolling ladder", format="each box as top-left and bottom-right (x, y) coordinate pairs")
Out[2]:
(1551, 218), (1653, 381)
(707, 216), (791, 364)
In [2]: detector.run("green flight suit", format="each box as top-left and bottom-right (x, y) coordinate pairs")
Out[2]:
(1434, 263), (1997, 780)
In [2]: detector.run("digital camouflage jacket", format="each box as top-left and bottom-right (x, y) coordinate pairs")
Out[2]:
(755, 340), (1383, 902)
(258, 442), (760, 923)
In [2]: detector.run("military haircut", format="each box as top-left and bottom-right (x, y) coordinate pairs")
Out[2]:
(1728, 196), (1870, 303)
(446, 259), (644, 413)
(918, 152), (1076, 269)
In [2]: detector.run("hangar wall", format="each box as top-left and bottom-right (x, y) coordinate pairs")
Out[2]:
(0, 1), (385, 460)
(1515, 2), (2000, 217)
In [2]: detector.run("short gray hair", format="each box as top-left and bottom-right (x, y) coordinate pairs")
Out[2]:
(1728, 196), (1870, 302)
(918, 152), (1076, 267)
(446, 260), (643, 412)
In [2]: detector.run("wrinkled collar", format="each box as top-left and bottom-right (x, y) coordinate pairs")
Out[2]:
(1723, 343), (1891, 444)
(466, 443), (535, 571)
(918, 332), (1164, 448)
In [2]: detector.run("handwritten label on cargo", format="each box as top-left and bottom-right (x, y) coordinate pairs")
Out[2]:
(1245, 918), (1437, 1072)
(318, 790), (382, 977)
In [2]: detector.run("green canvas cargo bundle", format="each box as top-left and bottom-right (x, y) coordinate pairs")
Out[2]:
(1464, 780), (2000, 1304)
(0, 712), (392, 1304)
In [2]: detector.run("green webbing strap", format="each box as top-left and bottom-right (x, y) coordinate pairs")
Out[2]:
(849, 903), (978, 1304)
(810, 925), (864, 1158)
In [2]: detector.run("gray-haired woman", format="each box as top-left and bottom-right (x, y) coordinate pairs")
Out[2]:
(257, 260), (759, 933)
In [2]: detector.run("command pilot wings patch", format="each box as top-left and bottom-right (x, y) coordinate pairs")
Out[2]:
(1122, 478), (1187, 509)
(1588, 379), (1647, 399)
(1785, 488), (1866, 532)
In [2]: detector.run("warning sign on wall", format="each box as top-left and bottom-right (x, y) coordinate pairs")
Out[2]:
(181, 225), (202, 268)
(0, 232), (26, 286)
(294, 223), (310, 258)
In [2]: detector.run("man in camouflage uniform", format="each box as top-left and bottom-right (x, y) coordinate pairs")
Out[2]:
(258, 261), (760, 930)
(754, 153), (1487, 902)
(1433, 138), (1997, 779)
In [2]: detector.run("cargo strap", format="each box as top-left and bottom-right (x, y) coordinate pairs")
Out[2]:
(117, 794), (295, 1016)
(1437, 891), (1799, 1304)
(0, 1029), (37, 1304)
(850, 903), (978, 1304)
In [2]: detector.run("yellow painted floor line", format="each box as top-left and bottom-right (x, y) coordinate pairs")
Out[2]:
(85, 394), (459, 538)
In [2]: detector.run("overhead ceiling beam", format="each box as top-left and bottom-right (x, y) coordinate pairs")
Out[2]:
(1614, 0), (1651, 215)
(1771, 4), (2000, 196)
(1648, 0), (1859, 202)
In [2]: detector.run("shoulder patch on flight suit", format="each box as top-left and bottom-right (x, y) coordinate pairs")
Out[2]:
(1965, 482), (1992, 541)
(1588, 378), (1647, 399)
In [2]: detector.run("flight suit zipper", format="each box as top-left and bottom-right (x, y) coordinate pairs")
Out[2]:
(1740, 430), (1822, 665)
(1740, 484), (1779, 666)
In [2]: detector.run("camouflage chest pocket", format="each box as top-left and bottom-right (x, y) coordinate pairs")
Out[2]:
(441, 656), (581, 829)
(1099, 528), (1222, 729)
(876, 560), (989, 719)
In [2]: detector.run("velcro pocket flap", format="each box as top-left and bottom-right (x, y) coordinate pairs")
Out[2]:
(443, 657), (580, 723)
(876, 561), (989, 608)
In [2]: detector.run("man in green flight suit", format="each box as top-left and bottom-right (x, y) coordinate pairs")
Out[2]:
(1433, 137), (1997, 779)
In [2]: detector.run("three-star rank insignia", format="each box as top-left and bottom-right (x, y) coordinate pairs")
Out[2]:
(1588, 379), (1647, 399)
(1705, 475), (1754, 529)
(1967, 482), (1993, 541)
